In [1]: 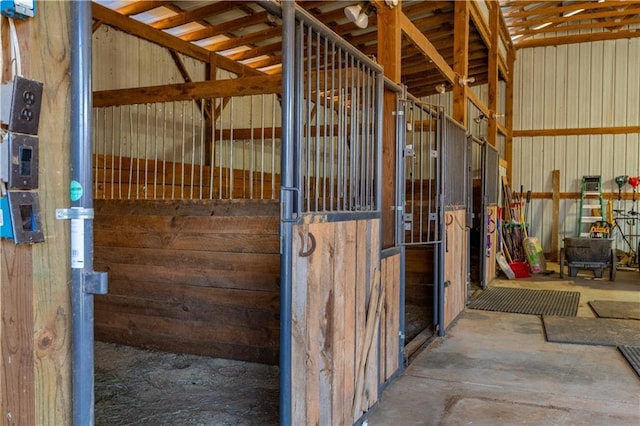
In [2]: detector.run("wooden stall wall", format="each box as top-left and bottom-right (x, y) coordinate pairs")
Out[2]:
(380, 252), (401, 385)
(0, 3), (72, 424)
(444, 209), (468, 329)
(93, 199), (281, 364)
(291, 219), (385, 425)
(484, 205), (498, 285)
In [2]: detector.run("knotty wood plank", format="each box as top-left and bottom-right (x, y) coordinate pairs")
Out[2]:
(364, 219), (381, 411)
(331, 221), (347, 425)
(95, 294), (278, 330)
(379, 259), (388, 383)
(444, 210), (467, 329)
(305, 223), (323, 426)
(95, 230), (279, 254)
(95, 214), (279, 234)
(291, 223), (308, 424)
(340, 221), (357, 426)
(95, 246), (279, 273)
(484, 205), (498, 285)
(95, 320), (279, 365)
(385, 254), (400, 381)
(94, 262), (280, 293)
(513, 126), (640, 137)
(102, 278), (279, 311)
(94, 199), (280, 217)
(318, 222), (336, 426)
(353, 220), (368, 421)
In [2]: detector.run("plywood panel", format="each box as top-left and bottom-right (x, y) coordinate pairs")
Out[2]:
(444, 209), (467, 329)
(384, 254), (401, 382)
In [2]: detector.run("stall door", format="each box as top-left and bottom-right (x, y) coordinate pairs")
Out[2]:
(396, 96), (443, 340)
(483, 142), (500, 287)
(280, 5), (387, 424)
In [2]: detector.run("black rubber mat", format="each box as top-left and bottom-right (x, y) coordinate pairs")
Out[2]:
(618, 346), (640, 378)
(542, 316), (640, 347)
(467, 287), (580, 317)
(588, 300), (640, 320)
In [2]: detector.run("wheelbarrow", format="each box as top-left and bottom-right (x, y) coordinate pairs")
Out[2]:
(559, 237), (616, 280)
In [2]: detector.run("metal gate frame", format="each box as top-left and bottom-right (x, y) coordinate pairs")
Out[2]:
(395, 92), (445, 336)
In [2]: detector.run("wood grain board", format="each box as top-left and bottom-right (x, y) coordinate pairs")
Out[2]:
(484, 205), (498, 285)
(291, 219), (386, 425)
(94, 199), (280, 364)
(444, 209), (468, 329)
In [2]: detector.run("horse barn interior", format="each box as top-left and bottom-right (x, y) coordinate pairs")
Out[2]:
(0, 0), (639, 425)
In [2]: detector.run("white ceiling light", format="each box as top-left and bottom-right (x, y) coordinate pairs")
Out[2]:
(532, 22), (553, 30)
(344, 3), (374, 29)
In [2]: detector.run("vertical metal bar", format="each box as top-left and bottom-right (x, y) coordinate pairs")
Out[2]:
(322, 36), (328, 211)
(375, 72), (383, 213)
(70, 2), (108, 424)
(190, 100), (196, 200)
(144, 105), (149, 200)
(261, 94), (265, 199)
(328, 41), (334, 211)
(306, 24), (312, 212)
(314, 30), (321, 212)
(199, 100), (204, 199)
(337, 47), (343, 211)
(437, 111), (446, 336)
(272, 95), (276, 200)
(280, 2), (295, 424)
(218, 100), (223, 199)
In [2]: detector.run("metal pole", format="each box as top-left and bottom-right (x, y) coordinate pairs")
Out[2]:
(67, 2), (108, 425)
(280, 1), (295, 424)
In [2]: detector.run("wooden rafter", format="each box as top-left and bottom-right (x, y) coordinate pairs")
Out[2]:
(516, 28), (640, 48)
(93, 75), (282, 107)
(115, 1), (172, 16)
(202, 27), (281, 52)
(92, 2), (263, 77)
(150, 2), (238, 30)
(180, 11), (271, 42)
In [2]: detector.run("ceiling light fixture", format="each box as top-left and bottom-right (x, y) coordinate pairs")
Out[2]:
(345, 2), (375, 29)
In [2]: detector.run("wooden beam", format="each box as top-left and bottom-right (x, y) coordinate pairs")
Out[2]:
(375, 0), (402, 249)
(93, 75), (282, 107)
(115, 0), (172, 16)
(150, 2), (237, 30)
(516, 29), (640, 49)
(551, 170), (560, 262)
(514, 126), (640, 137)
(399, 11), (456, 84)
(487, 1), (499, 147)
(510, 7), (640, 30)
(201, 27), (281, 52)
(505, 47), (515, 183)
(469, 0), (491, 48)
(91, 2), (263, 76)
(452, 0), (469, 127)
(467, 89), (490, 118)
(511, 16), (640, 37)
(180, 11), (270, 42)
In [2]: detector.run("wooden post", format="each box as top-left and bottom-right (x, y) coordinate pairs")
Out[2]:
(452, 0), (469, 127)
(552, 170), (561, 261)
(487, 1), (499, 146)
(2, 2), (72, 424)
(377, 1), (401, 249)
(505, 47), (516, 183)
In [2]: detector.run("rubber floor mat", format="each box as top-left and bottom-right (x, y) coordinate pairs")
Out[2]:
(618, 346), (640, 378)
(467, 287), (580, 317)
(588, 300), (640, 320)
(542, 316), (640, 347)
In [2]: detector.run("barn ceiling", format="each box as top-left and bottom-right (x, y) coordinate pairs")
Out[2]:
(92, 1), (640, 97)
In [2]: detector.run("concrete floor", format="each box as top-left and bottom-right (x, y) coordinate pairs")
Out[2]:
(367, 266), (640, 426)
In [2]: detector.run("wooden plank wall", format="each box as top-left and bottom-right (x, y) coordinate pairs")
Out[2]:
(444, 209), (468, 329)
(380, 253), (401, 384)
(405, 246), (435, 307)
(484, 205), (498, 285)
(1, 3), (72, 425)
(291, 219), (386, 425)
(93, 199), (281, 364)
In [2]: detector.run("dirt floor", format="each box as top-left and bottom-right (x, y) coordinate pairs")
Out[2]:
(95, 342), (279, 425)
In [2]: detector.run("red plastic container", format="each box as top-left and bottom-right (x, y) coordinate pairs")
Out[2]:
(508, 261), (531, 278)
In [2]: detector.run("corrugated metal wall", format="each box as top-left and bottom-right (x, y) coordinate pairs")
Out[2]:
(513, 38), (640, 252)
